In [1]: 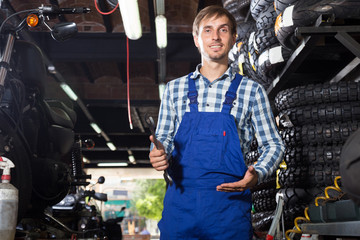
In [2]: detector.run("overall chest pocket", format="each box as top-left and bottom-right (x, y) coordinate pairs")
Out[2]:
(186, 128), (224, 169)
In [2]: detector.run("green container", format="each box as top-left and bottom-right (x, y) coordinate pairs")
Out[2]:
(335, 199), (360, 221)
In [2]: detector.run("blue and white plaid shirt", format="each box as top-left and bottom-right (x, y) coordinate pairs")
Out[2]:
(155, 65), (284, 182)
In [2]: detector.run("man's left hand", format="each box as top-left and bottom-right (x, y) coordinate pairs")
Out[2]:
(216, 166), (258, 192)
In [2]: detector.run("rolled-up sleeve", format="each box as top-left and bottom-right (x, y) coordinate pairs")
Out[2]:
(251, 84), (285, 183)
(154, 82), (176, 155)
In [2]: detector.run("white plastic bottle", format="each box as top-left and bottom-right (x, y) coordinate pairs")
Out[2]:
(0, 157), (18, 240)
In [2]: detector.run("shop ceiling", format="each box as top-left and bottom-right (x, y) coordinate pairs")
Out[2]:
(1, 0), (360, 169)
(0, 0), (223, 168)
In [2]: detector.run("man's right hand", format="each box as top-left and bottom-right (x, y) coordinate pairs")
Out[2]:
(149, 135), (169, 171)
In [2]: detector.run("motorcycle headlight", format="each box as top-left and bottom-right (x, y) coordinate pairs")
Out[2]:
(56, 195), (76, 206)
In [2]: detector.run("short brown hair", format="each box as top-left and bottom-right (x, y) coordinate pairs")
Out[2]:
(192, 5), (237, 36)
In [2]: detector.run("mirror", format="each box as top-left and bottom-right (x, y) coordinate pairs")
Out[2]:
(51, 22), (78, 42)
(97, 176), (105, 184)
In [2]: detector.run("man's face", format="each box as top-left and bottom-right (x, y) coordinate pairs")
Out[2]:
(194, 15), (236, 63)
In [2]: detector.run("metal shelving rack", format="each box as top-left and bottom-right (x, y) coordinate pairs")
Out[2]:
(301, 221), (360, 237)
(266, 15), (360, 100)
(265, 15), (360, 238)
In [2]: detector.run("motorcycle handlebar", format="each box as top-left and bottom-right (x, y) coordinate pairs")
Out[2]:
(83, 190), (108, 202)
(39, 5), (91, 15)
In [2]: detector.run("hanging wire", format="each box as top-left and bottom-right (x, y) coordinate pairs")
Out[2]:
(93, 0), (132, 129)
(127, 37), (133, 129)
(94, 0), (119, 15)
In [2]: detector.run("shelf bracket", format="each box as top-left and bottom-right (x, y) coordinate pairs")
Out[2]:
(335, 31), (360, 59)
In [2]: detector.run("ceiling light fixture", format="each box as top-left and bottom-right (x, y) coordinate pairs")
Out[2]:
(97, 162), (128, 167)
(127, 149), (136, 164)
(90, 122), (102, 134)
(106, 142), (117, 151)
(82, 156), (90, 164)
(128, 155), (136, 164)
(118, 0), (142, 40)
(155, 15), (167, 48)
(59, 82), (78, 101)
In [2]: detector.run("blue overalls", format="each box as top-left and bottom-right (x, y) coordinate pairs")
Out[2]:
(158, 73), (252, 240)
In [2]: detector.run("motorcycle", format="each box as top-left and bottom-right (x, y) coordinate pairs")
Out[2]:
(17, 139), (124, 239)
(52, 175), (125, 240)
(0, 2), (89, 228)
(50, 175), (109, 239)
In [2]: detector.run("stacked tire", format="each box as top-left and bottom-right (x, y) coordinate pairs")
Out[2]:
(274, 81), (360, 229)
(275, 0), (360, 49)
(248, 145), (313, 232)
(224, 0), (293, 89)
(246, 138), (279, 232)
(226, 0), (360, 89)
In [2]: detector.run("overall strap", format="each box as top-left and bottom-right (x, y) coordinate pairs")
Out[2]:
(187, 73), (198, 112)
(221, 73), (243, 114)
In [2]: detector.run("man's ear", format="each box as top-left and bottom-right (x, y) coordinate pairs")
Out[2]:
(193, 34), (200, 48)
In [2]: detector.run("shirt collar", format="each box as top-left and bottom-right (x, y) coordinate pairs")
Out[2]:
(190, 64), (236, 82)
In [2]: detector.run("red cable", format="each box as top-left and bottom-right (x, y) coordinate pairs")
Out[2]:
(127, 37), (133, 129)
(94, 0), (119, 15)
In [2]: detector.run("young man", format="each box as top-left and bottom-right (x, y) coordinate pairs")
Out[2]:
(149, 5), (284, 240)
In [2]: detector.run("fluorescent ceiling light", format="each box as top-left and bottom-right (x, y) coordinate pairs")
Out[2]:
(128, 155), (136, 164)
(90, 123), (102, 134)
(127, 149), (136, 164)
(82, 156), (90, 163)
(97, 162), (128, 167)
(155, 15), (167, 48)
(106, 142), (117, 151)
(59, 82), (78, 101)
(118, 0), (142, 40)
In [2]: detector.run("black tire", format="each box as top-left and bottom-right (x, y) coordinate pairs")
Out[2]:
(308, 164), (340, 187)
(276, 0), (360, 49)
(253, 188), (278, 200)
(256, 4), (277, 29)
(274, 10), (301, 50)
(275, 0), (321, 49)
(280, 101), (360, 126)
(254, 205), (307, 232)
(280, 127), (302, 146)
(252, 211), (274, 232)
(284, 146), (307, 168)
(236, 20), (256, 41)
(229, 42), (241, 73)
(275, 81), (360, 112)
(281, 121), (359, 146)
(242, 32), (273, 88)
(278, 166), (309, 188)
(251, 175), (277, 192)
(253, 195), (277, 212)
(283, 204), (307, 230)
(250, 0), (275, 20)
(274, 0), (298, 15)
(257, 43), (292, 79)
(245, 150), (260, 165)
(242, 32), (266, 85)
(223, 0), (252, 23)
(306, 144), (342, 167)
(253, 28), (278, 54)
(250, 137), (259, 150)
(280, 187), (321, 208)
(302, 121), (359, 145)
